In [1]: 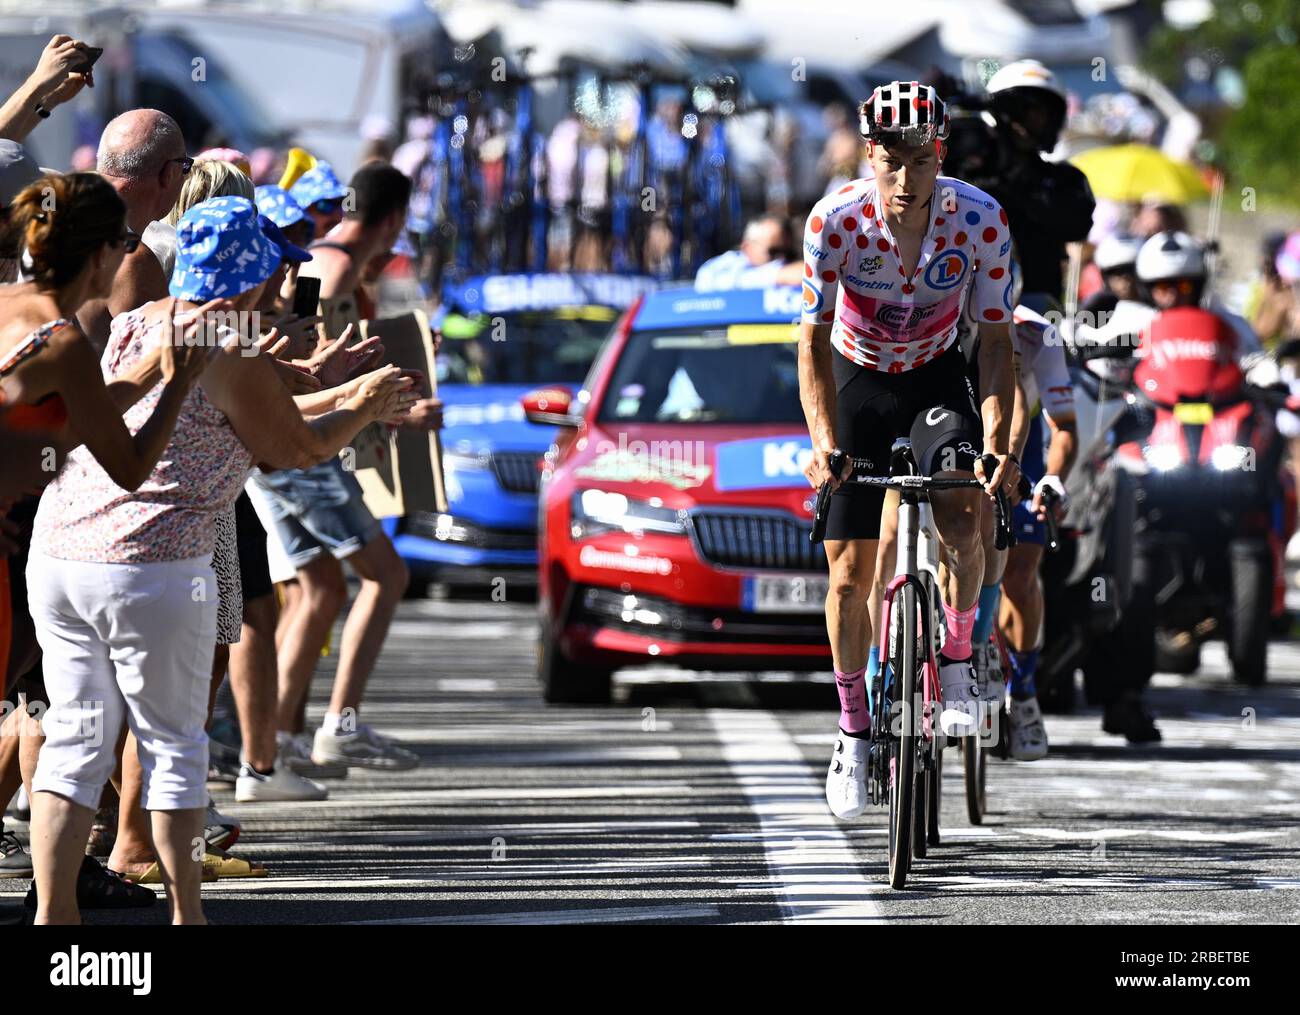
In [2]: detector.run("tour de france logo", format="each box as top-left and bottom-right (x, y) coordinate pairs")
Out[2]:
(924, 249), (969, 291)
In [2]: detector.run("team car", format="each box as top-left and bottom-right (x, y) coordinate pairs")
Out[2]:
(530, 285), (836, 703)
(388, 273), (656, 590)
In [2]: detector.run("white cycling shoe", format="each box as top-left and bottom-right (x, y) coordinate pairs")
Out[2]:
(1009, 696), (1049, 760)
(825, 732), (871, 819)
(938, 656), (982, 736)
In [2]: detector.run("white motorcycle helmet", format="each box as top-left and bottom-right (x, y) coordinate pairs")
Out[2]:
(985, 59), (1068, 151)
(1136, 230), (1206, 283)
(986, 59), (1068, 101)
(1093, 233), (1143, 274)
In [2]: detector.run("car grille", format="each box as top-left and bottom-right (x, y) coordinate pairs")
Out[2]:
(690, 510), (826, 571)
(491, 451), (543, 493)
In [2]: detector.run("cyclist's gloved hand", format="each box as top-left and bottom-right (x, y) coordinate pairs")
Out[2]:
(1032, 474), (1068, 521)
(806, 445), (851, 491)
(974, 452), (1020, 501)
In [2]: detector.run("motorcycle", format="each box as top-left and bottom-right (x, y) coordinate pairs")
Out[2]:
(1035, 329), (1145, 713)
(1108, 306), (1286, 686)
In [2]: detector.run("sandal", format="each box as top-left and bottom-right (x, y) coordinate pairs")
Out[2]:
(202, 849), (269, 879)
(117, 860), (219, 885)
(25, 856), (158, 910)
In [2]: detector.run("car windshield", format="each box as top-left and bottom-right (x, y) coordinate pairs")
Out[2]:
(437, 309), (615, 386)
(597, 325), (803, 424)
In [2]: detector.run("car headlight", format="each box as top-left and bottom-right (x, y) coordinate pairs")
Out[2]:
(444, 448), (492, 471)
(1210, 444), (1253, 472)
(1143, 444), (1182, 472)
(570, 489), (687, 539)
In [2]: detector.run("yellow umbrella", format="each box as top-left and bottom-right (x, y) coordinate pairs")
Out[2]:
(1071, 143), (1210, 204)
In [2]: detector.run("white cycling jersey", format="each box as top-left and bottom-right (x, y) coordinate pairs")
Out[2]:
(1013, 304), (1075, 424)
(801, 174), (1014, 373)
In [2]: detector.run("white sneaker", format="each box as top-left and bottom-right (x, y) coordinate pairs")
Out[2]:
(972, 641), (1006, 708)
(825, 732), (870, 819)
(312, 724), (419, 771)
(204, 798), (241, 851)
(1009, 696), (1049, 761)
(279, 731), (349, 780)
(938, 656), (981, 736)
(236, 762), (328, 802)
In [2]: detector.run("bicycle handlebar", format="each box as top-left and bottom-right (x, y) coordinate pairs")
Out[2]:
(810, 450), (1017, 550)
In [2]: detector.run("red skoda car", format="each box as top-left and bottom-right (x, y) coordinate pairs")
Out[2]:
(526, 286), (834, 703)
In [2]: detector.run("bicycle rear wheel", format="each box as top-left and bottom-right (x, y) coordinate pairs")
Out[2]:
(927, 739), (942, 846)
(962, 734), (985, 824)
(888, 583), (919, 888)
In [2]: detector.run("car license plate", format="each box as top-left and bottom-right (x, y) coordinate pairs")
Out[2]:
(1173, 402), (1213, 424)
(745, 575), (828, 613)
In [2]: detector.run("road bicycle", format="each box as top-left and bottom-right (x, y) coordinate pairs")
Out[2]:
(963, 483), (1060, 824)
(812, 440), (1013, 888)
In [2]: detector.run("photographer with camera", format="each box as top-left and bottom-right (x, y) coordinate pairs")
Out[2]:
(941, 61), (1095, 308)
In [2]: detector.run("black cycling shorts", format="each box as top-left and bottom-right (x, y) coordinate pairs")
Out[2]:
(824, 343), (982, 541)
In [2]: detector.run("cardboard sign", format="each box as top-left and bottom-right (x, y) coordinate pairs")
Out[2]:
(350, 309), (447, 518)
(320, 295), (390, 474)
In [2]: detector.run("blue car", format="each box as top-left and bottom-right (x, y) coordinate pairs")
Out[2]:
(388, 273), (657, 590)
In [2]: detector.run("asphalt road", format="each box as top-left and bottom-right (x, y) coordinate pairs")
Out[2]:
(4, 592), (1300, 925)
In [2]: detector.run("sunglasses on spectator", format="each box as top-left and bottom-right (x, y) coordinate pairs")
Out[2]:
(312, 198), (342, 214)
(112, 228), (141, 254)
(167, 156), (195, 176)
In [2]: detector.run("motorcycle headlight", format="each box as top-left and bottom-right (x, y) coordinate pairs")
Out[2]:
(1143, 444), (1183, 472)
(1211, 444), (1253, 472)
(570, 489), (687, 539)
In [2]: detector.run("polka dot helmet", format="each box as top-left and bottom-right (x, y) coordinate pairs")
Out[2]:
(859, 81), (950, 147)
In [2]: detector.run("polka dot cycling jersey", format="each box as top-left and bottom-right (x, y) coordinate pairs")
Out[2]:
(801, 174), (1014, 373)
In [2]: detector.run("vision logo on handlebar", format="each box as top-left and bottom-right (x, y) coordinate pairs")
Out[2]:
(810, 449), (1016, 549)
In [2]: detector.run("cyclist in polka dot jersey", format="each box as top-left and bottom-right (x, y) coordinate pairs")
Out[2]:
(798, 81), (1019, 820)
(801, 169), (1016, 373)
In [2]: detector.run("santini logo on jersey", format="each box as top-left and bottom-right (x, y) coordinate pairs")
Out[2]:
(844, 275), (892, 290)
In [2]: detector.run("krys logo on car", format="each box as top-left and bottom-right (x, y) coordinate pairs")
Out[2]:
(714, 436), (815, 491)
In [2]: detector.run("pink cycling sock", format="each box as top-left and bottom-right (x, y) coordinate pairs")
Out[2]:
(942, 602), (978, 661)
(835, 665), (871, 734)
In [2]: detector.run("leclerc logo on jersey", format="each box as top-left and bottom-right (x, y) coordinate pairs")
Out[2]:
(802, 280), (823, 315)
(924, 250), (969, 291)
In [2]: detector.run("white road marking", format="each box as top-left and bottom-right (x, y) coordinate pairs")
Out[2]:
(1016, 827), (1290, 844)
(436, 678), (499, 692)
(708, 709), (887, 924)
(346, 905), (721, 925)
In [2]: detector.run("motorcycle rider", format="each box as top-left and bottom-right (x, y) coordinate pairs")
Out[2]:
(1082, 233), (1144, 319)
(1135, 231), (1261, 357)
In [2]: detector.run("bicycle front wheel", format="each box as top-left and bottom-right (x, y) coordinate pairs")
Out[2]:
(887, 582), (920, 889)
